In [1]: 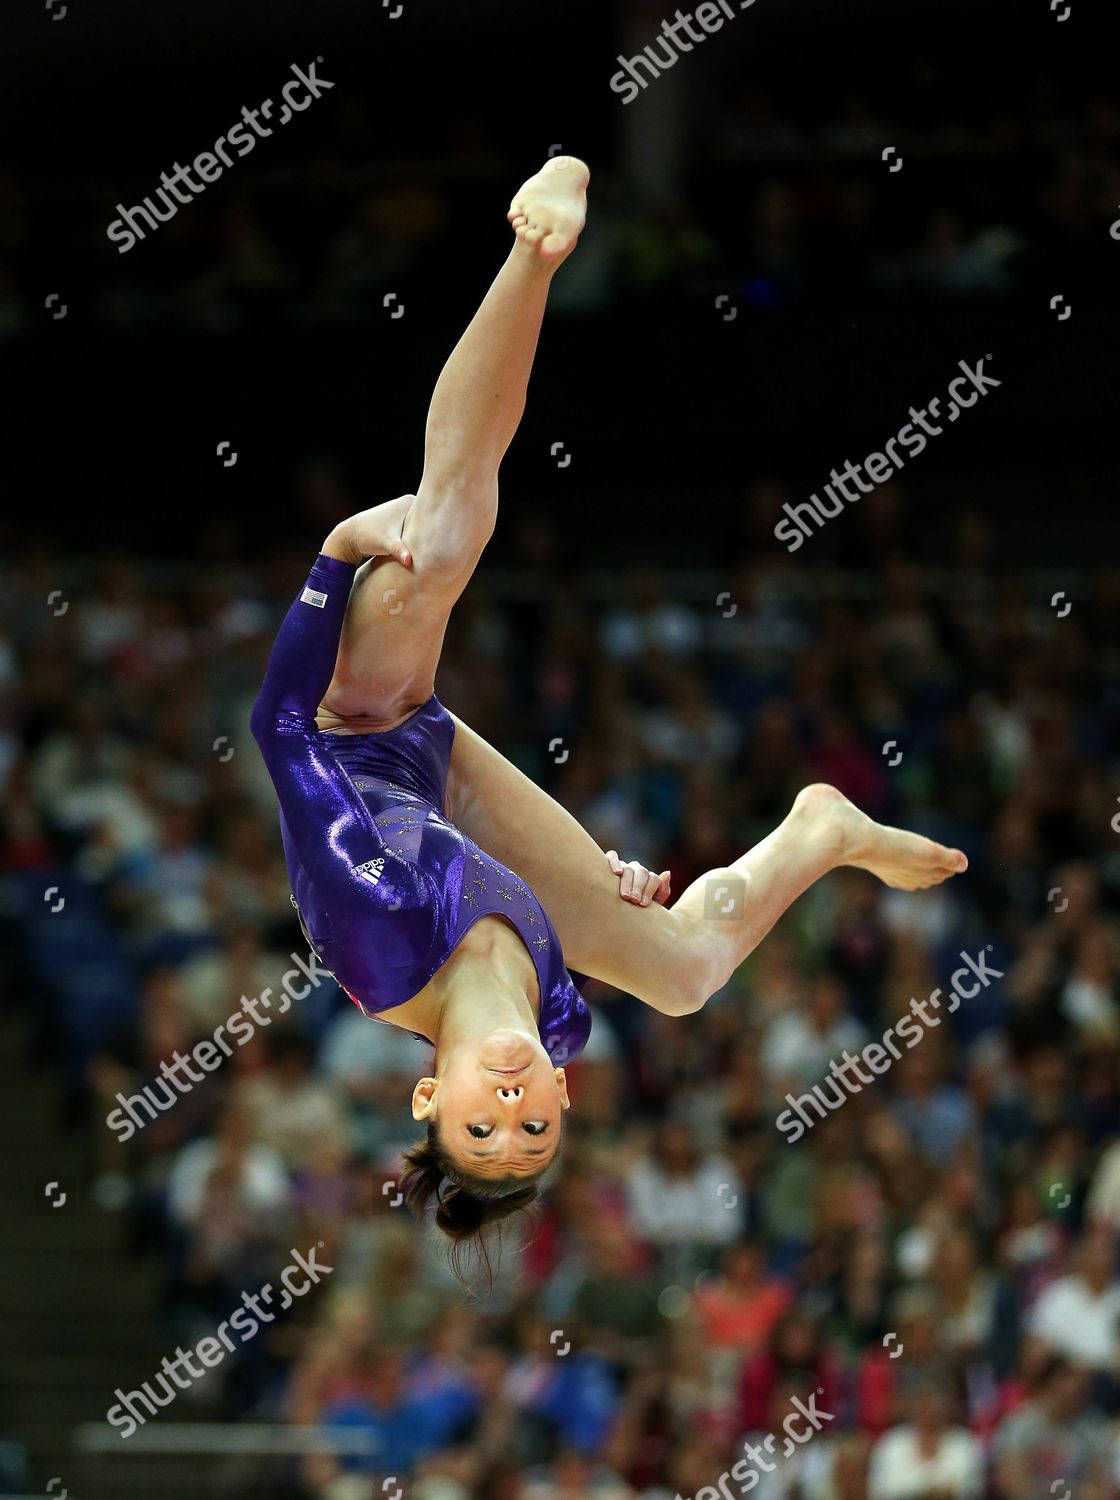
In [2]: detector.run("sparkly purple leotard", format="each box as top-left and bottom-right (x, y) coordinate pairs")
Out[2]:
(250, 553), (591, 1065)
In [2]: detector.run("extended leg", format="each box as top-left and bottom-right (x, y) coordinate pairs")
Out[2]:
(319, 157), (590, 729)
(446, 719), (967, 1014)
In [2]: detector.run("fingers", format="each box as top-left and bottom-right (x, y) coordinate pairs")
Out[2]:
(623, 862), (657, 905)
(607, 851), (671, 907)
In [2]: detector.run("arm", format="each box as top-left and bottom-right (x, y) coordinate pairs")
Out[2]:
(250, 551), (360, 741)
(249, 518), (415, 898)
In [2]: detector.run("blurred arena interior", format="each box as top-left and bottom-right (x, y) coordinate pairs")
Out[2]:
(1, 0), (1119, 1496)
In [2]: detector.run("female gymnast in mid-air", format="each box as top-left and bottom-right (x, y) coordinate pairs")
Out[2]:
(251, 155), (967, 1251)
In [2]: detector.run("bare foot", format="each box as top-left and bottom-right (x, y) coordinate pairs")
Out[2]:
(793, 783), (968, 891)
(507, 156), (590, 262)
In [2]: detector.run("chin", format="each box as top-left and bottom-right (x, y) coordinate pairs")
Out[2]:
(479, 1030), (542, 1072)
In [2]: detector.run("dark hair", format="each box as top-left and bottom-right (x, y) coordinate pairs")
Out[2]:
(399, 1122), (551, 1283)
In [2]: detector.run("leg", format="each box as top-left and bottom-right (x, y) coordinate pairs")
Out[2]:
(446, 720), (967, 1015)
(319, 157), (590, 729)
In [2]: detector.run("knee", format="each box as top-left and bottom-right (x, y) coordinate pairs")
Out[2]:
(644, 912), (722, 1017)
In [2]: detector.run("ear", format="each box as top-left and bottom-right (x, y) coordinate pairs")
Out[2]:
(412, 1077), (438, 1121)
(554, 1067), (571, 1110)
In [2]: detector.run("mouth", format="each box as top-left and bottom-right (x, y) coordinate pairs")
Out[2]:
(485, 1065), (530, 1077)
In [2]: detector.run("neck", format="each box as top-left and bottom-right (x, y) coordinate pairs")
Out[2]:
(388, 915), (540, 1056)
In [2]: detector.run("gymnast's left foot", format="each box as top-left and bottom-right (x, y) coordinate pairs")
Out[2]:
(793, 783), (968, 891)
(507, 155), (590, 263)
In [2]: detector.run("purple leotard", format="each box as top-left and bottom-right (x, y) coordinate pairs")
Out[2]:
(250, 553), (591, 1065)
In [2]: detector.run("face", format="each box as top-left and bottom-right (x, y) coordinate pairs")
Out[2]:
(912, 1388), (946, 1430)
(412, 1028), (569, 1179)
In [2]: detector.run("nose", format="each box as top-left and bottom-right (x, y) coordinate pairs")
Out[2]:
(496, 1085), (524, 1102)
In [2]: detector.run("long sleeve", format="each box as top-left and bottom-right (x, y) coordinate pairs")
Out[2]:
(250, 553), (357, 739)
(249, 553), (381, 895)
(249, 552), (439, 1013)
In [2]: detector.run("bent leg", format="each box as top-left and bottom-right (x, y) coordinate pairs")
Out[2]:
(446, 721), (968, 1014)
(444, 715), (691, 999)
(445, 717), (832, 1009)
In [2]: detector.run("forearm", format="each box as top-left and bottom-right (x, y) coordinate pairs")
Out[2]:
(250, 553), (357, 738)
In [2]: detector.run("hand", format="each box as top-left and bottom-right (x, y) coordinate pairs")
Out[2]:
(606, 850), (671, 907)
(323, 494), (416, 568)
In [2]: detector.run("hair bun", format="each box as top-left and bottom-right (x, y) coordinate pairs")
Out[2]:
(398, 1124), (547, 1283)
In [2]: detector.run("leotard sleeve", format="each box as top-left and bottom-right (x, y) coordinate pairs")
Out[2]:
(250, 553), (441, 1008)
(249, 554), (389, 893)
(251, 552), (358, 733)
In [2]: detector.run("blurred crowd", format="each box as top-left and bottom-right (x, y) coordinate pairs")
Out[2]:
(2, 485), (1120, 1500)
(1, 54), (1119, 334)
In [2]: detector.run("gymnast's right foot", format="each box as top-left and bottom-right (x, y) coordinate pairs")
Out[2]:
(507, 155), (589, 263)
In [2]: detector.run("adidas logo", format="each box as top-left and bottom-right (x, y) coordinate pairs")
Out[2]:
(356, 857), (386, 885)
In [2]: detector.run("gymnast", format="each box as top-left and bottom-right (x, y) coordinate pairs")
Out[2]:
(250, 155), (967, 1254)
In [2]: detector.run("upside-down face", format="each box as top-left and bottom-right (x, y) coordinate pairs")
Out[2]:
(412, 1027), (569, 1180)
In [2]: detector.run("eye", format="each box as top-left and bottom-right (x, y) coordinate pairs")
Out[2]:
(523, 1121), (549, 1136)
(468, 1124), (493, 1139)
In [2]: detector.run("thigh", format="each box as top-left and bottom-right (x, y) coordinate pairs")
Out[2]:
(445, 714), (689, 1000)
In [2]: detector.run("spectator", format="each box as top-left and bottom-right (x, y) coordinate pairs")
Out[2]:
(624, 1121), (745, 1269)
(992, 1358), (1112, 1500)
(1025, 1226), (1120, 1377)
(867, 1382), (983, 1500)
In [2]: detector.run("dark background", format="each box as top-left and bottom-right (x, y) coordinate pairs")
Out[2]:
(1, 0), (1117, 560)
